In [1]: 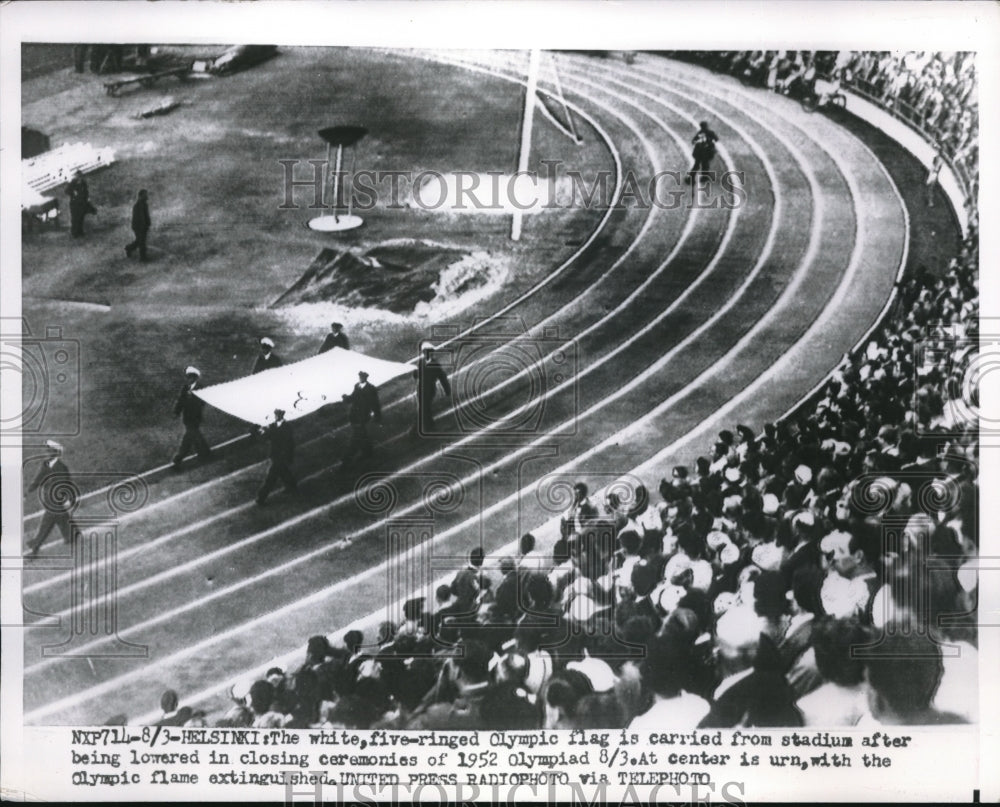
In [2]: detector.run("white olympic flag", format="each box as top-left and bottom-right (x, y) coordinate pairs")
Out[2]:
(194, 347), (414, 425)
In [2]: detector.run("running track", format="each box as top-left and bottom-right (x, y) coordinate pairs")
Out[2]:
(20, 51), (907, 725)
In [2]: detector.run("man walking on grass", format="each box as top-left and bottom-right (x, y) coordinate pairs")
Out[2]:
(125, 189), (151, 261)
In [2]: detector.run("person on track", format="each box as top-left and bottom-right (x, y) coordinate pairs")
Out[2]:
(412, 342), (451, 436)
(252, 337), (283, 374)
(256, 408), (297, 505)
(318, 322), (350, 354)
(690, 121), (719, 185)
(24, 440), (78, 557)
(340, 370), (382, 469)
(172, 366), (212, 470)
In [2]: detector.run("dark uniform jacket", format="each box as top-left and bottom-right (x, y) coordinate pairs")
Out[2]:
(131, 197), (150, 232)
(264, 420), (295, 464)
(29, 458), (75, 512)
(253, 352), (283, 374)
(174, 383), (205, 427)
(693, 127), (719, 159)
(416, 357), (451, 401)
(68, 177), (92, 213)
(346, 382), (381, 425)
(318, 332), (350, 354)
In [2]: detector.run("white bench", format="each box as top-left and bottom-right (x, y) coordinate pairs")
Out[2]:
(22, 142), (117, 195)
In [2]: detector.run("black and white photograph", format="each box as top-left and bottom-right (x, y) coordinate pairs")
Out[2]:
(2, 1), (997, 803)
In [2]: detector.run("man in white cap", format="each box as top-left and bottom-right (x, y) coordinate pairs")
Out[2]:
(172, 366), (211, 470)
(25, 440), (78, 557)
(252, 337), (283, 375)
(412, 341), (451, 436)
(340, 370), (382, 469)
(256, 407), (296, 505)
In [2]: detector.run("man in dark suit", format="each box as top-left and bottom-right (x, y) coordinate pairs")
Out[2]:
(340, 371), (382, 469)
(125, 189), (150, 260)
(68, 171), (96, 238)
(413, 342), (451, 436)
(698, 608), (803, 728)
(253, 337), (282, 374)
(172, 366), (212, 470)
(256, 408), (296, 505)
(318, 322), (350, 354)
(690, 121), (719, 184)
(25, 440), (78, 557)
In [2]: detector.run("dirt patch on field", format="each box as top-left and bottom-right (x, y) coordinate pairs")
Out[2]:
(273, 239), (509, 319)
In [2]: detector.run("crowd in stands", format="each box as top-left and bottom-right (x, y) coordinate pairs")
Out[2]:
(141, 218), (979, 731)
(673, 50), (979, 224)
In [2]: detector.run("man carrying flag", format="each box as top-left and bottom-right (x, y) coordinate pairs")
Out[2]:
(24, 441), (78, 558)
(256, 408), (297, 506)
(413, 342), (451, 437)
(172, 366), (212, 470)
(340, 371), (382, 469)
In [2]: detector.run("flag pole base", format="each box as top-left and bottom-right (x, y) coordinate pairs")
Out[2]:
(307, 214), (364, 233)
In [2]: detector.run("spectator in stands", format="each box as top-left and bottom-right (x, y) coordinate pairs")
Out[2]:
(859, 632), (966, 725)
(819, 529), (880, 620)
(699, 606), (803, 727)
(795, 617), (870, 725)
(562, 482), (598, 537)
(154, 689), (192, 727)
(407, 639), (492, 729)
(630, 635), (710, 729)
(543, 669), (595, 729)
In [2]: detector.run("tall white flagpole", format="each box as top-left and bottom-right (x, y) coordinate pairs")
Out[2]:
(511, 48), (540, 242)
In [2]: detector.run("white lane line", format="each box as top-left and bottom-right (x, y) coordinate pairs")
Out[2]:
(20, 57), (691, 595)
(24, 68), (798, 686)
(23, 69), (755, 668)
(21, 49), (626, 525)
